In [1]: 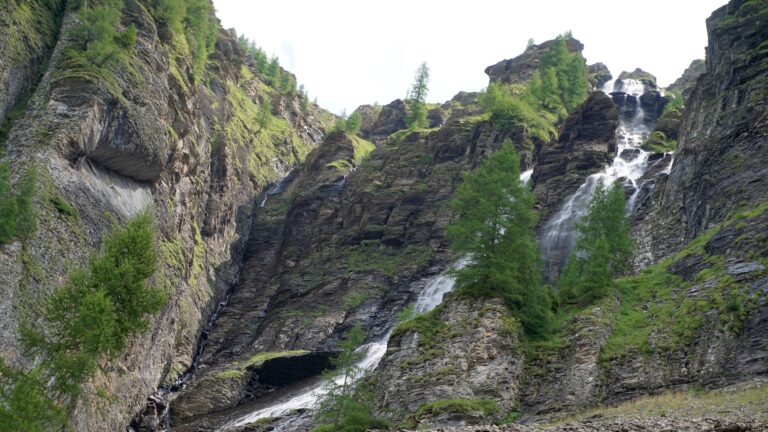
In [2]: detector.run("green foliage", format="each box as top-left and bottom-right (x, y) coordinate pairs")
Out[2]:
(0, 360), (64, 432)
(559, 181), (632, 305)
(4, 211), (165, 429)
(415, 398), (498, 418)
(0, 163), (36, 245)
(478, 82), (557, 143)
(642, 130), (677, 153)
(529, 34), (588, 118)
(58, 0), (141, 102)
(405, 62), (430, 129)
(447, 140), (552, 337)
(662, 88), (684, 115)
(257, 97), (272, 133)
(149, 0), (218, 79)
(345, 112), (362, 134)
(313, 326), (389, 432)
(50, 195), (78, 218)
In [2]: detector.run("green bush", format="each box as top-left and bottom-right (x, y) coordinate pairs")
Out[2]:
(478, 83), (556, 143)
(150, 0), (218, 80)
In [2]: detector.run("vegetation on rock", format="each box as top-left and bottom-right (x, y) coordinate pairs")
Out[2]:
(558, 181), (633, 305)
(0, 211), (165, 431)
(405, 62), (430, 129)
(0, 162), (36, 245)
(447, 140), (552, 337)
(313, 326), (388, 432)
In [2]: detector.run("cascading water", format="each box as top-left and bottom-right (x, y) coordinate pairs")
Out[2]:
(539, 79), (655, 278)
(223, 167), (532, 430)
(225, 259), (468, 430)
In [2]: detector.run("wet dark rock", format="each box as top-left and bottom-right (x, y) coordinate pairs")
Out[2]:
(620, 148), (641, 161)
(588, 62), (612, 90)
(533, 91), (619, 215)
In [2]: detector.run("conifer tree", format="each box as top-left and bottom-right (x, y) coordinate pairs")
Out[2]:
(405, 62), (430, 129)
(559, 181), (632, 304)
(447, 140), (552, 337)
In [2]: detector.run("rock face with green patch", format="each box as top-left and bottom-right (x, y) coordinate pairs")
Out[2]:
(0, 1), (329, 430)
(532, 91), (619, 215)
(375, 297), (521, 427)
(485, 37), (585, 85)
(642, 0), (768, 260)
(0, 0), (62, 128)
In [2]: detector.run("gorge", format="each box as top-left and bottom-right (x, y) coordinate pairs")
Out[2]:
(0, 1), (767, 432)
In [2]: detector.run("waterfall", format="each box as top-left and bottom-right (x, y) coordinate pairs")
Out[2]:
(220, 158), (531, 430)
(539, 79), (654, 278)
(224, 259), (467, 430)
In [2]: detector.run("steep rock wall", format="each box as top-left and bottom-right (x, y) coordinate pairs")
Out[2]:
(0, 1), (329, 429)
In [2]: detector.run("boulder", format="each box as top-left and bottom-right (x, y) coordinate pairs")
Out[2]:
(351, 104), (383, 138)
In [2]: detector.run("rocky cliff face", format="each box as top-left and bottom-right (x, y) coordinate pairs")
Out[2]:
(165, 111), (536, 428)
(0, 0), (63, 130)
(375, 297), (521, 427)
(640, 0), (768, 261)
(374, 0), (768, 427)
(0, 1), (329, 430)
(532, 91), (618, 216)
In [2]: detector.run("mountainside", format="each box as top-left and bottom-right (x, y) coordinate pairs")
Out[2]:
(0, 1), (767, 432)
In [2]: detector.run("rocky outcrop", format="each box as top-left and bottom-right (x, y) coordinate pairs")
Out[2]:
(375, 297), (522, 427)
(669, 59), (706, 101)
(485, 37), (584, 85)
(642, 0), (768, 260)
(532, 91), (619, 215)
(617, 68), (657, 88)
(0, 2), (329, 430)
(352, 104), (382, 138)
(587, 62), (612, 90)
(368, 99), (408, 141)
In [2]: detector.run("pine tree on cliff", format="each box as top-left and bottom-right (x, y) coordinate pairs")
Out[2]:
(559, 181), (632, 304)
(447, 140), (552, 337)
(406, 62), (430, 129)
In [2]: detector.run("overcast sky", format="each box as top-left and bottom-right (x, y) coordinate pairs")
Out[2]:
(213, 0), (727, 115)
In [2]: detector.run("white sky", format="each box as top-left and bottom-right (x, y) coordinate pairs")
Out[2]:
(213, 0), (727, 115)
